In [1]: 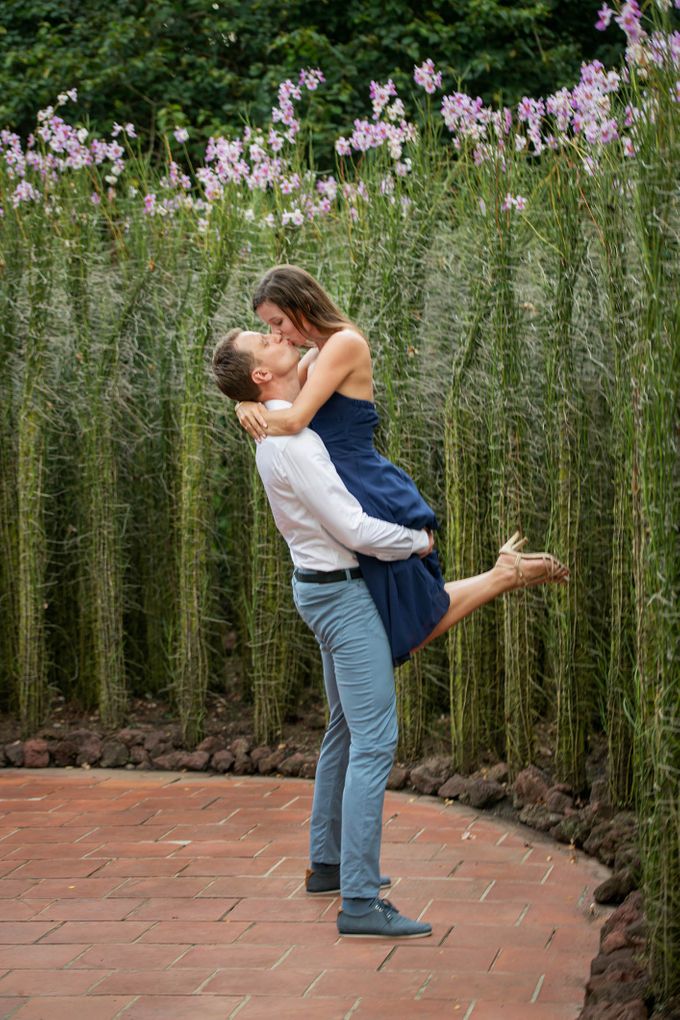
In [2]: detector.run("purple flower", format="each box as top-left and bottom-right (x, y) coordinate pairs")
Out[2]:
(299, 68), (325, 91)
(615, 1), (644, 45)
(596, 4), (613, 30)
(173, 127), (189, 143)
(143, 193), (156, 215)
(413, 59), (442, 94)
(335, 136), (351, 156)
(369, 79), (397, 120)
(12, 180), (41, 207)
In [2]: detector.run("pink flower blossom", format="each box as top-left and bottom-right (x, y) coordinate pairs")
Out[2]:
(615, 1), (645, 45)
(173, 127), (189, 143)
(413, 59), (442, 94)
(12, 180), (41, 207)
(299, 68), (325, 91)
(369, 79), (397, 120)
(143, 193), (156, 214)
(596, 4), (613, 30)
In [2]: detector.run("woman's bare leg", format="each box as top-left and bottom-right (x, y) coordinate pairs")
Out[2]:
(411, 570), (504, 653)
(411, 545), (569, 654)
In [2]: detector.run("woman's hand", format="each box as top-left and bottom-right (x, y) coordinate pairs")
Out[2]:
(235, 401), (268, 442)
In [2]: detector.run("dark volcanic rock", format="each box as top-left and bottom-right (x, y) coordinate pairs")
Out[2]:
(23, 738), (49, 768)
(144, 730), (172, 756)
(4, 740), (24, 767)
(409, 756), (451, 796)
(590, 777), (610, 805)
(579, 892), (650, 1020)
(153, 751), (184, 771)
(50, 738), (78, 767)
(438, 774), (468, 800)
(229, 737), (251, 757)
(211, 750), (235, 773)
(258, 749), (287, 775)
(249, 746), (272, 766)
(584, 812), (637, 867)
(279, 752), (306, 777)
(464, 777), (506, 809)
(100, 738), (129, 768)
(300, 756), (317, 779)
(519, 803), (564, 832)
(585, 970), (648, 1005)
(130, 746), (151, 767)
(580, 1000), (648, 1020)
(602, 891), (644, 941)
(594, 869), (637, 905)
(176, 751), (210, 771)
(512, 765), (550, 807)
(70, 730), (102, 766)
(117, 728), (146, 748)
(545, 786), (574, 814)
(487, 761), (509, 783)
(387, 766), (409, 790)
(550, 806), (599, 847)
(233, 752), (254, 775)
(196, 736), (225, 755)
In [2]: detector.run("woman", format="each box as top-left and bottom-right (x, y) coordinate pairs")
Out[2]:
(236, 264), (568, 665)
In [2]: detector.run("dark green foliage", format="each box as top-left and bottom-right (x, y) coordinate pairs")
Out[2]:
(0, 0), (621, 163)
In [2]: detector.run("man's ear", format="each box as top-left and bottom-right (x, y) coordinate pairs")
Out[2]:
(251, 366), (271, 386)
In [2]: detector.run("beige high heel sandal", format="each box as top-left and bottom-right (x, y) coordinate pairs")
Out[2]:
(497, 530), (570, 589)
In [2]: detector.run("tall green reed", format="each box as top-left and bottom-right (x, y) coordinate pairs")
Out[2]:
(628, 34), (680, 1002)
(443, 266), (496, 769)
(173, 200), (243, 746)
(542, 155), (589, 790)
(63, 197), (133, 728)
(589, 155), (637, 806)
(0, 208), (22, 710)
(15, 207), (53, 732)
(481, 168), (536, 776)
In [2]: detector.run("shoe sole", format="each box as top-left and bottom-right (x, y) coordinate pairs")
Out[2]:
(337, 928), (432, 939)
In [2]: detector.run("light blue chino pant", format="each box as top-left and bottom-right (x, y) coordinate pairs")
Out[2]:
(292, 574), (398, 900)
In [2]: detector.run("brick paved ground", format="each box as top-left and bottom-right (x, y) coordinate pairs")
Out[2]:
(0, 769), (612, 1019)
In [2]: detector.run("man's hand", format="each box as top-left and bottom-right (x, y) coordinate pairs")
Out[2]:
(236, 401), (268, 442)
(419, 529), (435, 558)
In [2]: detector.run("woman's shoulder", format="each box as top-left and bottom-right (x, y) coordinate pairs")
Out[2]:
(322, 327), (370, 357)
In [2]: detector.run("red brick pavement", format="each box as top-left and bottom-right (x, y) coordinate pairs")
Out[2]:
(0, 768), (612, 1019)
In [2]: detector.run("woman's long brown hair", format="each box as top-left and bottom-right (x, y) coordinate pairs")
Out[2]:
(252, 265), (364, 341)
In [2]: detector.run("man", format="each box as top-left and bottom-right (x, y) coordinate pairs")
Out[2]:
(212, 327), (432, 940)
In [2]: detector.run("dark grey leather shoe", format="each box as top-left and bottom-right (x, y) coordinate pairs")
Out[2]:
(337, 898), (432, 938)
(305, 867), (391, 896)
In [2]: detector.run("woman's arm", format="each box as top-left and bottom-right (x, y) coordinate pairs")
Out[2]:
(297, 347), (318, 387)
(237, 330), (370, 440)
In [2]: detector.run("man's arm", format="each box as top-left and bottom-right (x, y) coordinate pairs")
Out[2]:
(277, 435), (431, 561)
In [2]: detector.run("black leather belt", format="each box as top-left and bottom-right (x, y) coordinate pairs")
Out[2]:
(294, 567), (362, 584)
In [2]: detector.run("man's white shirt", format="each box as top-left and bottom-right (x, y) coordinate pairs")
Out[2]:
(255, 399), (429, 571)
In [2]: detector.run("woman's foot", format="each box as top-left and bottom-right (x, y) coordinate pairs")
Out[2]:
(495, 531), (570, 591)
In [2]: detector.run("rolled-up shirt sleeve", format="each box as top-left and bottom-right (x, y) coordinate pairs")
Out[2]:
(277, 437), (429, 561)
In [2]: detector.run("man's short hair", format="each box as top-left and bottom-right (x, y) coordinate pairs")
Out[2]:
(211, 328), (262, 402)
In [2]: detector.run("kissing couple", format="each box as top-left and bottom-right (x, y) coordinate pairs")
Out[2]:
(211, 264), (568, 939)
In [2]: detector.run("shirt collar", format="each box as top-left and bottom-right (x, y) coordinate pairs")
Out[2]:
(264, 399), (293, 410)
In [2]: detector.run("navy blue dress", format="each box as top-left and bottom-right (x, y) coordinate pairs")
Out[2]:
(310, 392), (450, 666)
